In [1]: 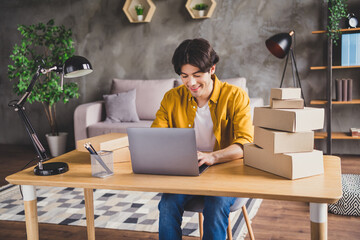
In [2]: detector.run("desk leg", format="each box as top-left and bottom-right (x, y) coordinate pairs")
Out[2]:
(21, 185), (38, 240)
(84, 188), (95, 240)
(310, 203), (327, 240)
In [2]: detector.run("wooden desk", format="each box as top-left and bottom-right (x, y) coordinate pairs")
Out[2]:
(6, 150), (342, 240)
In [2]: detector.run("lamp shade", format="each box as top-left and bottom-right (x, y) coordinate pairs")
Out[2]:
(64, 56), (93, 78)
(265, 31), (293, 59)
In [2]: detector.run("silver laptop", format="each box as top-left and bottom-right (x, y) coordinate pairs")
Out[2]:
(127, 128), (209, 176)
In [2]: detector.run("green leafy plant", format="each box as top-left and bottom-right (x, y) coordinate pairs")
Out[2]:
(193, 3), (208, 11)
(8, 19), (79, 136)
(135, 4), (144, 15)
(327, 0), (348, 45)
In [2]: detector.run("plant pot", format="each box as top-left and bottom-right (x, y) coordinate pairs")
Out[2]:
(137, 15), (144, 21)
(46, 132), (68, 157)
(198, 10), (205, 17)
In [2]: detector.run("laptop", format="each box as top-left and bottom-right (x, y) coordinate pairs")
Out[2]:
(127, 128), (209, 176)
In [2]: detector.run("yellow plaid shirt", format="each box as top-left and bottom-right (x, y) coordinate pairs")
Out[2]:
(151, 74), (253, 151)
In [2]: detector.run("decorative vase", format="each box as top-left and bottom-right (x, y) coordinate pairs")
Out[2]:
(46, 132), (68, 157)
(198, 10), (205, 17)
(137, 15), (144, 21)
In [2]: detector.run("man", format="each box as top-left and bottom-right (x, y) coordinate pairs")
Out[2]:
(152, 38), (253, 240)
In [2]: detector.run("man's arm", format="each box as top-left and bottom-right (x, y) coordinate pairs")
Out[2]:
(197, 144), (243, 166)
(151, 95), (170, 128)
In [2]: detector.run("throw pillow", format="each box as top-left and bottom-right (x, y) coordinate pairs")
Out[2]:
(110, 79), (175, 120)
(103, 89), (140, 123)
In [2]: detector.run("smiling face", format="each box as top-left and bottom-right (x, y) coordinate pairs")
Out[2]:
(180, 64), (215, 105)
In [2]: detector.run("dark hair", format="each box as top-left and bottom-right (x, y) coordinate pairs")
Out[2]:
(172, 38), (219, 75)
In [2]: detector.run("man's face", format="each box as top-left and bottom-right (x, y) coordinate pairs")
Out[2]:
(180, 64), (215, 101)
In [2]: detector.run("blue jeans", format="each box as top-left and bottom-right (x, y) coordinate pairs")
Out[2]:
(158, 193), (236, 240)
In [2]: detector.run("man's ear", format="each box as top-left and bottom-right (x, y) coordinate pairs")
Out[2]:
(210, 64), (216, 75)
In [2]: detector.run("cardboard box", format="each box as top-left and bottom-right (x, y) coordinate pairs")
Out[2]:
(76, 133), (129, 152)
(270, 88), (301, 100)
(244, 143), (324, 180)
(270, 98), (304, 109)
(253, 107), (324, 132)
(254, 126), (314, 153)
(112, 147), (131, 163)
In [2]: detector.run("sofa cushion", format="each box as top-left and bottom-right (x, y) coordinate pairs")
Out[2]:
(88, 121), (153, 137)
(111, 79), (175, 120)
(103, 89), (140, 123)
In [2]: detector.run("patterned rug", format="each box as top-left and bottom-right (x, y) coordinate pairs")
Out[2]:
(0, 184), (262, 239)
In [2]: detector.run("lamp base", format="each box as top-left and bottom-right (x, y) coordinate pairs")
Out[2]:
(34, 162), (69, 176)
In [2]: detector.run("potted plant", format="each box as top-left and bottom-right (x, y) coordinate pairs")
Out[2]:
(193, 3), (208, 17)
(327, 0), (348, 45)
(135, 4), (144, 21)
(8, 19), (79, 157)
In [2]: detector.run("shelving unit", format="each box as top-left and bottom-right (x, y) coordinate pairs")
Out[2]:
(314, 132), (360, 140)
(311, 99), (360, 105)
(310, 25), (360, 154)
(185, 0), (217, 19)
(310, 65), (360, 70)
(123, 0), (156, 23)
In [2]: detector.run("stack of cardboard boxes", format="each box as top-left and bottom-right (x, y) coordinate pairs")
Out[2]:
(77, 133), (131, 163)
(244, 88), (325, 180)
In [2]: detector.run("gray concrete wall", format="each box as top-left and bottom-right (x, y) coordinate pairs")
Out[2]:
(1, 0), (359, 154)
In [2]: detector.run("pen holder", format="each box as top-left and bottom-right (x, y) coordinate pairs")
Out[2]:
(90, 150), (114, 178)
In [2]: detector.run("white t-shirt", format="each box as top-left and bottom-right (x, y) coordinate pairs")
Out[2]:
(194, 103), (216, 152)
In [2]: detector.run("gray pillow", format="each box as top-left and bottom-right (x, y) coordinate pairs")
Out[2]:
(103, 89), (140, 123)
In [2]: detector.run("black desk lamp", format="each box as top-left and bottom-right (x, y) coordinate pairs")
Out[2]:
(265, 30), (306, 104)
(8, 56), (93, 176)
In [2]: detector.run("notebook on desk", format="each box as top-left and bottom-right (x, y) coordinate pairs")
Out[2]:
(127, 128), (209, 176)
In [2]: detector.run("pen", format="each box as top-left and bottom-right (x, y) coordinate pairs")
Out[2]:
(84, 143), (113, 174)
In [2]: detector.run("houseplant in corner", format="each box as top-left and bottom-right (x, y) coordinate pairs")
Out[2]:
(135, 4), (144, 21)
(193, 3), (208, 17)
(8, 19), (79, 157)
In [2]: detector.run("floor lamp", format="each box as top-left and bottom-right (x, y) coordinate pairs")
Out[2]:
(8, 56), (93, 176)
(265, 30), (306, 105)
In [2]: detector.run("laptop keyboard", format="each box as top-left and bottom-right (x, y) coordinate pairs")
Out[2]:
(199, 164), (209, 174)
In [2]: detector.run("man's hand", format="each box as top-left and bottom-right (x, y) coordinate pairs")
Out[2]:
(197, 144), (244, 167)
(197, 151), (216, 167)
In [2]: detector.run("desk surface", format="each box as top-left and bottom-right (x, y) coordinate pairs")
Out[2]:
(6, 151), (342, 204)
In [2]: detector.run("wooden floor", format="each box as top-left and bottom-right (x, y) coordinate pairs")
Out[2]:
(1, 144), (359, 239)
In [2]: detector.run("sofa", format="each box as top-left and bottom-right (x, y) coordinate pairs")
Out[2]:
(74, 77), (264, 143)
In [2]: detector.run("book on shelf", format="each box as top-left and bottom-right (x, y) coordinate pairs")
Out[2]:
(348, 78), (353, 101)
(335, 78), (353, 101)
(335, 79), (342, 101)
(342, 78), (348, 101)
(341, 33), (360, 66)
(350, 128), (360, 137)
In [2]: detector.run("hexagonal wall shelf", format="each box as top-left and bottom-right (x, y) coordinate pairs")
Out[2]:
(123, 0), (156, 23)
(185, 0), (217, 19)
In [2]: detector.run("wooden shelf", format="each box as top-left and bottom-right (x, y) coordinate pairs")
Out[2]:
(185, 0), (217, 19)
(312, 27), (360, 34)
(315, 132), (360, 140)
(310, 99), (360, 105)
(123, 0), (156, 23)
(310, 65), (360, 70)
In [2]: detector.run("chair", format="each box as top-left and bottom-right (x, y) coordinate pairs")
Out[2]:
(184, 197), (255, 240)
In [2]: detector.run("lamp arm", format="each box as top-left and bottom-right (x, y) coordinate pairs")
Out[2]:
(9, 63), (63, 170)
(16, 105), (49, 167)
(16, 65), (63, 107)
